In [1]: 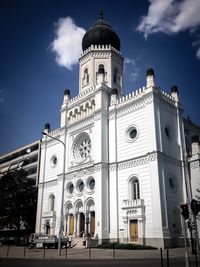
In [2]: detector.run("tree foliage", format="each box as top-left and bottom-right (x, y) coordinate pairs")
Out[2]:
(0, 169), (37, 231)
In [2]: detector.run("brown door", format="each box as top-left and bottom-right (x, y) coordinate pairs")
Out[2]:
(90, 211), (95, 236)
(69, 214), (74, 235)
(79, 213), (85, 237)
(130, 220), (138, 241)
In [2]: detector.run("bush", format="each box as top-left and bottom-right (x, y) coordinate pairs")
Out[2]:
(97, 242), (157, 250)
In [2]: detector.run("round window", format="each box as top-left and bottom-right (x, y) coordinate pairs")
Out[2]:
(50, 155), (57, 168)
(73, 133), (91, 163)
(126, 125), (138, 142)
(88, 178), (95, 190)
(76, 180), (84, 193)
(66, 182), (74, 195)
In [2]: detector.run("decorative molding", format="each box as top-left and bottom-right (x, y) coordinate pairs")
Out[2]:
(94, 110), (108, 121)
(66, 166), (95, 180)
(109, 110), (117, 120)
(118, 152), (157, 170)
(42, 179), (58, 188)
(68, 117), (94, 134)
(117, 96), (153, 118)
(109, 164), (117, 171)
(190, 161), (200, 169)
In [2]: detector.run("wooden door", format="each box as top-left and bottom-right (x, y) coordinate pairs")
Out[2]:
(79, 213), (85, 237)
(69, 214), (74, 235)
(90, 211), (95, 236)
(130, 220), (138, 241)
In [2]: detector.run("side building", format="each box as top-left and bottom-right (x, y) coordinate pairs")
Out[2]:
(0, 140), (41, 185)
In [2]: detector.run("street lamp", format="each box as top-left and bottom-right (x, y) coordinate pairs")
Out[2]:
(42, 131), (66, 256)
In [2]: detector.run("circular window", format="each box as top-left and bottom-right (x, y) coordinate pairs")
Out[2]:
(50, 155), (57, 168)
(67, 182), (74, 194)
(87, 177), (95, 191)
(73, 133), (91, 163)
(66, 182), (74, 195)
(125, 125), (138, 142)
(76, 180), (84, 193)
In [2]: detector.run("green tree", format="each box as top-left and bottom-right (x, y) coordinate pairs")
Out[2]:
(0, 169), (37, 239)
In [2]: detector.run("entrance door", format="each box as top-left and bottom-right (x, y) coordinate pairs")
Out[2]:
(79, 213), (85, 237)
(130, 220), (138, 242)
(90, 211), (95, 236)
(69, 214), (74, 235)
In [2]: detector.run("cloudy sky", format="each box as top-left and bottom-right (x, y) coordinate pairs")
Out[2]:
(0, 0), (200, 155)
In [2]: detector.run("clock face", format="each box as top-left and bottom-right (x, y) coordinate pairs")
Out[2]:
(73, 132), (91, 163)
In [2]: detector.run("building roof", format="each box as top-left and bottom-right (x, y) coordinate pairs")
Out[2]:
(82, 11), (120, 52)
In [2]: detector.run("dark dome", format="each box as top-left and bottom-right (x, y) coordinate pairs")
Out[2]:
(146, 68), (154, 77)
(82, 15), (120, 51)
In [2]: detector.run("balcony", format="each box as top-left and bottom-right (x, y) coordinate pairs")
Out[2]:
(122, 199), (144, 209)
(42, 211), (56, 218)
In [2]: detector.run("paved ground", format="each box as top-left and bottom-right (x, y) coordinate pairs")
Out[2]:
(0, 245), (199, 267)
(0, 245), (190, 259)
(0, 258), (198, 267)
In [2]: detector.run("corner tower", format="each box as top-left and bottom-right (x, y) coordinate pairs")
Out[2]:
(79, 11), (124, 95)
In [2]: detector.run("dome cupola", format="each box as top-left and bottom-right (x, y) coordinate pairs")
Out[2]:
(82, 10), (120, 52)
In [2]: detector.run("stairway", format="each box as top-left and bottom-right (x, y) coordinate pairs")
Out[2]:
(72, 237), (85, 248)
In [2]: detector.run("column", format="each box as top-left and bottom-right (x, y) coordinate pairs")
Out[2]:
(63, 215), (67, 235)
(73, 213), (77, 237)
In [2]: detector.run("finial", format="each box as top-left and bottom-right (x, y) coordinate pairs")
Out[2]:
(99, 9), (104, 20)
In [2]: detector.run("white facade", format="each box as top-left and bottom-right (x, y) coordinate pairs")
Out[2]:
(35, 18), (188, 248)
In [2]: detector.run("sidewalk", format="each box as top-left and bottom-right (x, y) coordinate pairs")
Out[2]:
(0, 245), (191, 260)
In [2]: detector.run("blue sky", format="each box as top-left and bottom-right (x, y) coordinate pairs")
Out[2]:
(0, 0), (200, 155)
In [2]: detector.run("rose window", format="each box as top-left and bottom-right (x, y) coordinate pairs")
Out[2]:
(73, 132), (91, 163)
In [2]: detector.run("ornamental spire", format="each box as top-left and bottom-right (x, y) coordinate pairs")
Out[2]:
(99, 9), (104, 20)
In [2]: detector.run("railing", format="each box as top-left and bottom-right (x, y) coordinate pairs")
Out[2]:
(122, 199), (144, 209)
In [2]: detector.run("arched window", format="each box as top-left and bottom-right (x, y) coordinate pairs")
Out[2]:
(84, 68), (89, 83)
(49, 194), (55, 211)
(82, 68), (89, 86)
(98, 64), (105, 75)
(114, 68), (118, 83)
(129, 178), (140, 200)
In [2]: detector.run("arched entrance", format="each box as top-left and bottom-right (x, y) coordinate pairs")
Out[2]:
(75, 201), (84, 237)
(86, 199), (95, 237)
(65, 202), (74, 236)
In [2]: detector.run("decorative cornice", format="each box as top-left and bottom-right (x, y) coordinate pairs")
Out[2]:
(118, 152), (157, 170)
(109, 164), (117, 171)
(109, 109), (117, 120)
(94, 162), (108, 172)
(94, 110), (108, 121)
(117, 95), (153, 118)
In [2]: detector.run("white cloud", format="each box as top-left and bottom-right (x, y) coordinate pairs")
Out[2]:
(196, 47), (200, 59)
(124, 57), (139, 82)
(137, 0), (200, 59)
(51, 16), (86, 70)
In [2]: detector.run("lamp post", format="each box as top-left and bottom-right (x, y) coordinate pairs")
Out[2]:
(42, 131), (66, 256)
